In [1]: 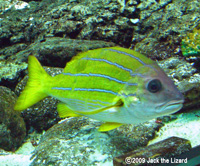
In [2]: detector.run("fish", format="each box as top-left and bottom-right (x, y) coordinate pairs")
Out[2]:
(14, 47), (184, 131)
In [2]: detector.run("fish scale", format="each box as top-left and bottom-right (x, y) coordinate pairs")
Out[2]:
(50, 47), (151, 104)
(49, 53), (143, 106)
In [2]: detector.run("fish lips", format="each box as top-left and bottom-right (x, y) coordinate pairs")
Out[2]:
(155, 99), (184, 115)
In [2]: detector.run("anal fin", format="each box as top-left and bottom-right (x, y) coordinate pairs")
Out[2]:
(57, 102), (81, 118)
(98, 122), (123, 132)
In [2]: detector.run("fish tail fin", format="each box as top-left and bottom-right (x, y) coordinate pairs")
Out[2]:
(14, 56), (51, 111)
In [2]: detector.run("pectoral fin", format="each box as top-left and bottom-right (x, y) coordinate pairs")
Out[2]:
(57, 102), (81, 118)
(75, 99), (124, 115)
(98, 122), (123, 132)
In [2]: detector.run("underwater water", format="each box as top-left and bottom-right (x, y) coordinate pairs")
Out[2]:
(0, 0), (200, 166)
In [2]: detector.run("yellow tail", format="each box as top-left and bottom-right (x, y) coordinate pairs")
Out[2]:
(14, 56), (51, 111)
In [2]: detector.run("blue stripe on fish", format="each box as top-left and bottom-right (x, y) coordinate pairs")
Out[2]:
(74, 88), (118, 95)
(52, 87), (72, 90)
(81, 57), (133, 73)
(52, 87), (137, 98)
(108, 48), (158, 72)
(108, 49), (147, 65)
(52, 87), (118, 96)
(121, 93), (136, 97)
(62, 72), (137, 86)
(66, 98), (111, 105)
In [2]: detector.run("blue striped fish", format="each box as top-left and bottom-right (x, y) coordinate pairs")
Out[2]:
(14, 47), (184, 131)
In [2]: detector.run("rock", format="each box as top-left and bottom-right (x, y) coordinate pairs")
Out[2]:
(113, 136), (191, 166)
(172, 144), (200, 166)
(0, 0), (30, 15)
(0, 60), (27, 82)
(0, 0), (126, 48)
(0, 86), (26, 151)
(0, 43), (28, 59)
(13, 37), (116, 67)
(1, 0), (199, 58)
(133, 0), (200, 59)
(30, 117), (163, 166)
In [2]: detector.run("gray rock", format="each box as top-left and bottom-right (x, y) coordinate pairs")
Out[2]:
(30, 117), (162, 166)
(0, 60), (27, 82)
(113, 136), (191, 165)
(1, 0), (199, 57)
(0, 86), (26, 151)
(11, 38), (115, 67)
(133, 0), (200, 59)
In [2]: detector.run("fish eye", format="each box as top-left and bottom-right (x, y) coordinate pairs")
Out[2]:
(147, 79), (162, 93)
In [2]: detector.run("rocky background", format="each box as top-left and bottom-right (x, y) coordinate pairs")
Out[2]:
(0, 0), (200, 165)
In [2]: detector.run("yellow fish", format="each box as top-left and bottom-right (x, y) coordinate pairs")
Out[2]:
(14, 47), (184, 131)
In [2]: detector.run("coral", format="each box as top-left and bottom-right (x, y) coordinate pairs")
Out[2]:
(181, 26), (200, 57)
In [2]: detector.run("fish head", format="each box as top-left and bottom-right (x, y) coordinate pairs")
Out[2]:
(122, 63), (184, 121)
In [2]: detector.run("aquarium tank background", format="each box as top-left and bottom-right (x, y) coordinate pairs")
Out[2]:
(0, 0), (200, 166)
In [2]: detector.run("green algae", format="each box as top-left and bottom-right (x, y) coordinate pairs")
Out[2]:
(181, 26), (200, 57)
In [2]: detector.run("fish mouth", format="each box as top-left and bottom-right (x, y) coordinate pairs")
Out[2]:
(156, 99), (184, 115)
